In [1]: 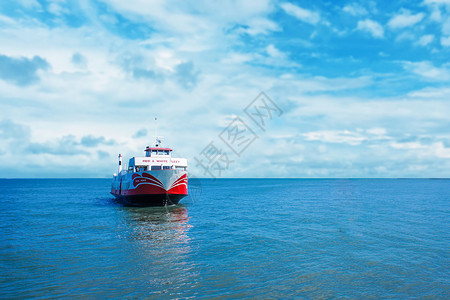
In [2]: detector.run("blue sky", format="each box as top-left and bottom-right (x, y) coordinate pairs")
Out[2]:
(0, 0), (449, 178)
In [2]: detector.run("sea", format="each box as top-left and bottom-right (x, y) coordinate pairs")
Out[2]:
(0, 178), (448, 299)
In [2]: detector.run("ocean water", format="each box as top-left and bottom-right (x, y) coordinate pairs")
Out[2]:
(0, 178), (448, 299)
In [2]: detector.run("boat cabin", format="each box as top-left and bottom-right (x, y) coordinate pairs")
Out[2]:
(126, 146), (187, 173)
(145, 146), (173, 157)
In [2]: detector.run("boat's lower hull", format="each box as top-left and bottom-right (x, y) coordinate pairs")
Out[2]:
(111, 169), (188, 206)
(111, 193), (187, 206)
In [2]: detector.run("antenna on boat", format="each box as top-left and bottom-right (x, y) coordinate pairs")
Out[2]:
(155, 117), (157, 142)
(154, 117), (163, 147)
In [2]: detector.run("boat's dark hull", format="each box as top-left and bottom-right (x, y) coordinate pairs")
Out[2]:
(111, 193), (187, 207)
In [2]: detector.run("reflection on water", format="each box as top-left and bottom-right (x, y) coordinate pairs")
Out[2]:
(114, 205), (199, 295)
(119, 205), (193, 253)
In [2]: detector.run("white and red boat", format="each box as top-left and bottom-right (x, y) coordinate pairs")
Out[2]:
(111, 137), (188, 206)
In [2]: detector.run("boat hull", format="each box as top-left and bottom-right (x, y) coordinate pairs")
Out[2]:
(111, 169), (188, 206)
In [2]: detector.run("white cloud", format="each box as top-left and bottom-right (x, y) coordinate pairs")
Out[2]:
(275, 75), (373, 93)
(402, 61), (450, 81)
(396, 31), (415, 42)
(1, 1), (450, 178)
(388, 11), (424, 29)
(220, 52), (254, 65)
(302, 128), (390, 146)
(280, 2), (320, 25)
(390, 141), (450, 159)
(366, 128), (387, 136)
(437, 17), (450, 46)
(424, 0), (450, 5)
(443, 17), (450, 35)
(343, 3), (368, 16)
(441, 35), (450, 46)
(48, 2), (69, 16)
(424, 1), (450, 22)
(357, 19), (384, 38)
(417, 34), (434, 46)
(266, 44), (284, 58)
(390, 141), (424, 150)
(303, 130), (366, 146)
(435, 142), (450, 158)
(98, 1), (211, 35)
(288, 92), (450, 133)
(0, 14), (17, 26)
(102, 0), (277, 37)
(408, 87), (450, 99)
(16, 0), (41, 9)
(430, 7), (442, 22)
(236, 18), (281, 35)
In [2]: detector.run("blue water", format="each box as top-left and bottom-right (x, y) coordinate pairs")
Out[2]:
(0, 179), (448, 298)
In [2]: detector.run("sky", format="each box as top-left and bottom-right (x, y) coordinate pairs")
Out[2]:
(0, 0), (449, 178)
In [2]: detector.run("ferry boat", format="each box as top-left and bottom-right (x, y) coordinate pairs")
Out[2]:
(111, 137), (188, 206)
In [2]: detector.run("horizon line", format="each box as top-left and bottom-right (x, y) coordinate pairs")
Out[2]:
(1, 177), (449, 180)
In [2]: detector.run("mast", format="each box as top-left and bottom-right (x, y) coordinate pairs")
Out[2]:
(154, 117), (157, 144)
(154, 117), (163, 147)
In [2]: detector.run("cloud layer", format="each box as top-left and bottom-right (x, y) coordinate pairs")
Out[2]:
(0, 0), (449, 178)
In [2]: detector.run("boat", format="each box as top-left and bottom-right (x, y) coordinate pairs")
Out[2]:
(111, 136), (188, 206)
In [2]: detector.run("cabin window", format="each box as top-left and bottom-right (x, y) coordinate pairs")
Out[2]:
(163, 166), (171, 170)
(152, 150), (157, 155)
(151, 166), (162, 170)
(156, 150), (169, 155)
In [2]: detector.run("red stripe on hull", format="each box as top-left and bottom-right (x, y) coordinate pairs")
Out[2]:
(167, 184), (188, 194)
(111, 171), (188, 206)
(111, 181), (188, 196)
(168, 173), (188, 195)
